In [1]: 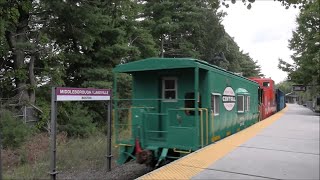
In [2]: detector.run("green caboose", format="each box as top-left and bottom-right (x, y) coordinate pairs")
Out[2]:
(113, 58), (259, 166)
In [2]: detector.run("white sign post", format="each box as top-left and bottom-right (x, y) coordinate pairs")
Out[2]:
(50, 87), (112, 180)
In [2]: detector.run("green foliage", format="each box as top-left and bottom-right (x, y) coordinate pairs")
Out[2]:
(143, 0), (211, 58)
(81, 68), (113, 89)
(1, 0), (262, 133)
(0, 110), (31, 149)
(276, 81), (294, 94)
(58, 103), (97, 138)
(279, 1), (319, 88)
(221, 0), (312, 9)
(34, 87), (51, 131)
(14, 68), (28, 81)
(142, 0), (262, 76)
(238, 53), (264, 78)
(117, 73), (133, 99)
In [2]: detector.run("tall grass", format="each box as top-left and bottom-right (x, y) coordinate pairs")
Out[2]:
(3, 161), (49, 179)
(3, 132), (118, 179)
(57, 133), (108, 170)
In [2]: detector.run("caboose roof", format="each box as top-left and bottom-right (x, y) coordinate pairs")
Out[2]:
(113, 57), (235, 73)
(113, 58), (200, 73)
(113, 57), (258, 84)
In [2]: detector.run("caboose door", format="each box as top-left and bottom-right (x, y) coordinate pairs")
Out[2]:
(160, 77), (178, 141)
(161, 77), (198, 150)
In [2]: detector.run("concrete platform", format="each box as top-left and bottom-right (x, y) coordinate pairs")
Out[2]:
(138, 104), (320, 180)
(192, 104), (319, 180)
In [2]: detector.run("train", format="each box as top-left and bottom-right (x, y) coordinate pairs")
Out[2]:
(249, 77), (280, 120)
(112, 58), (285, 167)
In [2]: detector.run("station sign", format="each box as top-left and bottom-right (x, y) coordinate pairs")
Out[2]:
(50, 87), (113, 179)
(292, 85), (306, 92)
(56, 87), (111, 101)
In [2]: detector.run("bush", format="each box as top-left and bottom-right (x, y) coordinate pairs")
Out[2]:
(0, 110), (31, 149)
(58, 103), (96, 137)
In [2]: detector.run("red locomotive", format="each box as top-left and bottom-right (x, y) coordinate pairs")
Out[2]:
(249, 77), (277, 120)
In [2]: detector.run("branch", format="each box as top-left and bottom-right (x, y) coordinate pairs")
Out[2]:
(221, 0), (309, 10)
(30, 10), (53, 16)
(5, 31), (16, 49)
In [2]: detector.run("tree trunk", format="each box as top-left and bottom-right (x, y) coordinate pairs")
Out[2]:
(5, 3), (31, 105)
(14, 43), (29, 104)
(28, 55), (36, 105)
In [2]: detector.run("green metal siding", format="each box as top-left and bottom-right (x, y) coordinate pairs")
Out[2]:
(114, 58), (260, 164)
(206, 69), (259, 142)
(131, 69), (201, 150)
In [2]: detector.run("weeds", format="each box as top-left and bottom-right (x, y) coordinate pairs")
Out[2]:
(0, 110), (32, 149)
(3, 132), (118, 179)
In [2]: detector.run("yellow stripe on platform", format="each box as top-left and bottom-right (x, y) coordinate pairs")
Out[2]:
(139, 106), (288, 180)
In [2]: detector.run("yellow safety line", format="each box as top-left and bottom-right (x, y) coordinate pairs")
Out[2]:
(139, 106), (288, 180)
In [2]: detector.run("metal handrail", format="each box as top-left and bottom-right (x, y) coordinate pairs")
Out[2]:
(199, 108), (209, 145)
(211, 110), (214, 143)
(115, 105), (209, 148)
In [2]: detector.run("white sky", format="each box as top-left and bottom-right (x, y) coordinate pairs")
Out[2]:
(219, 1), (300, 84)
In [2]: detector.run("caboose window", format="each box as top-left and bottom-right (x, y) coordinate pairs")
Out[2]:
(245, 96), (250, 111)
(162, 77), (177, 101)
(237, 95), (244, 113)
(185, 92), (201, 116)
(211, 93), (220, 115)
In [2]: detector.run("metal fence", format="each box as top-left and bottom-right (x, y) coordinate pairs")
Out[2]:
(55, 132), (112, 179)
(0, 98), (40, 124)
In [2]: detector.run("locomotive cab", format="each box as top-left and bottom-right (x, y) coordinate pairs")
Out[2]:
(249, 77), (277, 120)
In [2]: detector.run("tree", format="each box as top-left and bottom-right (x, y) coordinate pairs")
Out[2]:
(0, 0), (263, 131)
(0, 0), (63, 105)
(278, 0), (319, 86)
(239, 53), (264, 78)
(141, 0), (262, 77)
(34, 0), (157, 126)
(221, 0), (313, 10)
(275, 80), (293, 94)
(142, 0), (212, 58)
(1, 0), (36, 104)
(42, 0), (157, 88)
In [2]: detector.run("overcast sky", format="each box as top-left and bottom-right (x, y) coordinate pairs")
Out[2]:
(219, 1), (300, 84)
